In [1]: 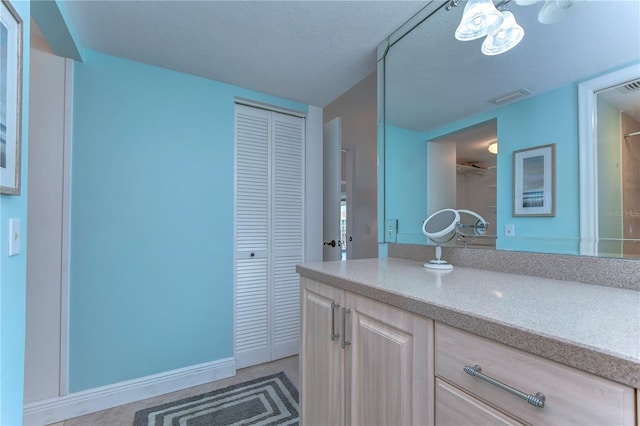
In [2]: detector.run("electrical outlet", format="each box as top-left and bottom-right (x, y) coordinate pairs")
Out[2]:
(505, 224), (515, 237)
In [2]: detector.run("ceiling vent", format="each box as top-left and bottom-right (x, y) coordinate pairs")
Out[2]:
(490, 89), (532, 105)
(618, 79), (640, 93)
(456, 163), (486, 175)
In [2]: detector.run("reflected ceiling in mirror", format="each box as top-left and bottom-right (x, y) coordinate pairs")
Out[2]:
(385, 1), (640, 133)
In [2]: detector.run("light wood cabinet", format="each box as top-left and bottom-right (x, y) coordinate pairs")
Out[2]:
(300, 278), (345, 425)
(436, 378), (523, 425)
(300, 276), (637, 425)
(300, 278), (434, 426)
(435, 323), (636, 425)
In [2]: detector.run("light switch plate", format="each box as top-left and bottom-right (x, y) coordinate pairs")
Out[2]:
(385, 219), (398, 243)
(8, 218), (21, 256)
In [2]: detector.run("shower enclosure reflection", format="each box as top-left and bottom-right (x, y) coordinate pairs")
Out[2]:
(596, 80), (640, 258)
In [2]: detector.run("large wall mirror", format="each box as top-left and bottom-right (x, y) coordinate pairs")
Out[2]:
(378, 0), (640, 258)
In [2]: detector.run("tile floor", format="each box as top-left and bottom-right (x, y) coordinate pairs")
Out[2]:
(48, 356), (299, 426)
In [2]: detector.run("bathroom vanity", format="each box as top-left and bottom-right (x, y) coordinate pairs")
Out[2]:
(297, 256), (639, 425)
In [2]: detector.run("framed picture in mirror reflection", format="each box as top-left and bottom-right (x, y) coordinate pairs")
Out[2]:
(513, 144), (555, 217)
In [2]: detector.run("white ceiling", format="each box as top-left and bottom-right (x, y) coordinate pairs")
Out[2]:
(62, 0), (428, 107)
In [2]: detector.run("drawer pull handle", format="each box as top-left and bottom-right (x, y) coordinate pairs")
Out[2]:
(330, 302), (340, 341)
(464, 365), (546, 408)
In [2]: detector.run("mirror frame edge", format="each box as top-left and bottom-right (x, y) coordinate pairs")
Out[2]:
(377, 1), (447, 256)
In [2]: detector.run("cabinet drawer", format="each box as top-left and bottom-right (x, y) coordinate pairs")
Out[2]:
(435, 323), (635, 425)
(436, 378), (523, 426)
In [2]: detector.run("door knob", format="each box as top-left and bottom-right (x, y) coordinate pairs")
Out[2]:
(323, 240), (337, 247)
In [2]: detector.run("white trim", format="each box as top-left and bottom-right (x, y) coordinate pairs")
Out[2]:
(578, 63), (640, 256)
(59, 58), (74, 397)
(234, 97), (306, 118)
(23, 357), (235, 426)
(305, 106), (323, 263)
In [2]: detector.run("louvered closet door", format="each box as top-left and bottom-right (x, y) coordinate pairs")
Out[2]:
(271, 113), (305, 360)
(234, 104), (305, 369)
(235, 105), (271, 368)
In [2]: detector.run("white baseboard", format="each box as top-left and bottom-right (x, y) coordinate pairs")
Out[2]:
(23, 357), (236, 426)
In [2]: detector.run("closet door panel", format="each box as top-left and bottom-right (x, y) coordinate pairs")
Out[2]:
(271, 113), (305, 359)
(235, 256), (269, 367)
(271, 254), (302, 359)
(235, 105), (270, 368)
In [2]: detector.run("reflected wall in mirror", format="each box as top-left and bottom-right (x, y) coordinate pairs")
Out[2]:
(379, 0), (640, 258)
(428, 119), (497, 249)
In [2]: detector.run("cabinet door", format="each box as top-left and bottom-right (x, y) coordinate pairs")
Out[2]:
(345, 293), (434, 426)
(436, 378), (523, 426)
(300, 278), (345, 426)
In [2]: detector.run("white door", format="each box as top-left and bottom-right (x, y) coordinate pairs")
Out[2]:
(342, 147), (355, 260)
(235, 105), (271, 368)
(323, 118), (342, 261)
(234, 104), (305, 368)
(270, 112), (305, 360)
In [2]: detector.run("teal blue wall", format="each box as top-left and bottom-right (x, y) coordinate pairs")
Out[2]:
(496, 84), (579, 254)
(0, 2), (30, 424)
(384, 124), (429, 245)
(70, 50), (306, 392)
(385, 84), (580, 254)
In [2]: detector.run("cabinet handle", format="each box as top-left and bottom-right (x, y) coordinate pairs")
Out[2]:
(330, 302), (340, 341)
(340, 307), (351, 349)
(464, 365), (546, 408)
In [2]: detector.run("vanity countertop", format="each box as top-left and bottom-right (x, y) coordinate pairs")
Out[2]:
(296, 257), (640, 388)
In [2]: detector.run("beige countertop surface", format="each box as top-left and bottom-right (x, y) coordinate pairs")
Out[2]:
(296, 257), (640, 388)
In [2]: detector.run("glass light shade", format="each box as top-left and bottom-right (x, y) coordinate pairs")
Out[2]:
(481, 11), (524, 56)
(538, 0), (591, 24)
(488, 142), (498, 154)
(455, 0), (505, 41)
(513, 0), (542, 5)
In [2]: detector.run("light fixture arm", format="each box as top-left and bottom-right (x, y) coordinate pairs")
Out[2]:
(496, 0), (512, 10)
(447, 0), (512, 11)
(446, 0), (461, 11)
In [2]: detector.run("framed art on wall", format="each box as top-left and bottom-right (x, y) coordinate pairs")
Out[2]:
(0, 0), (23, 195)
(513, 143), (555, 217)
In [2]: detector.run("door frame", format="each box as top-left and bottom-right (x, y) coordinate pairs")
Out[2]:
(578, 63), (640, 256)
(323, 117), (342, 261)
(342, 146), (355, 260)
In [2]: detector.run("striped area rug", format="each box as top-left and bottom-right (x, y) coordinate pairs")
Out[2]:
(133, 372), (299, 426)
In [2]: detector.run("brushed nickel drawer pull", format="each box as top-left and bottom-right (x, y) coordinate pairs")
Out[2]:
(330, 302), (340, 341)
(340, 307), (351, 349)
(464, 364), (546, 408)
